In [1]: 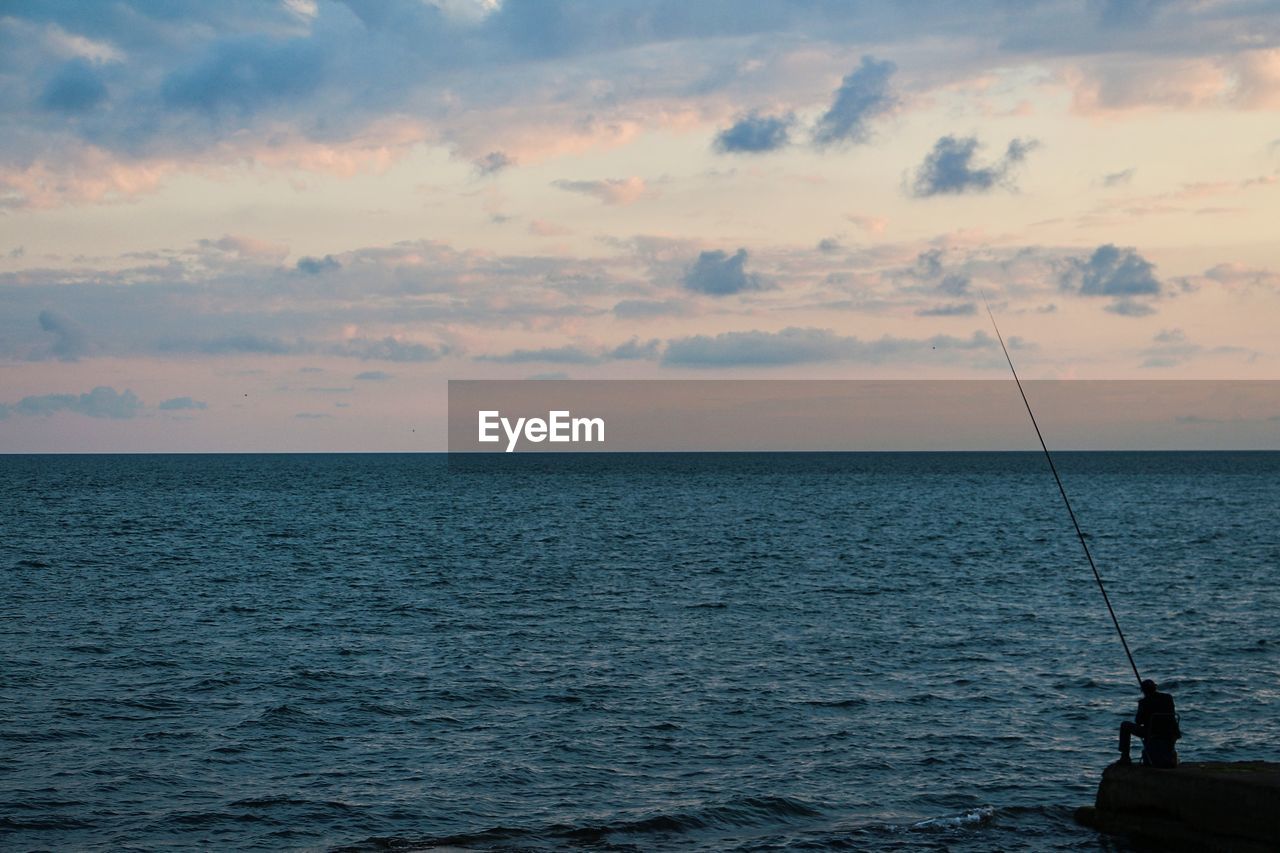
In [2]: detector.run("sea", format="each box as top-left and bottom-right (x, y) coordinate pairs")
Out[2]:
(2, 451), (1278, 851)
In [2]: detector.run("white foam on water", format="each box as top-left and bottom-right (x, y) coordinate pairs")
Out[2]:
(910, 805), (996, 830)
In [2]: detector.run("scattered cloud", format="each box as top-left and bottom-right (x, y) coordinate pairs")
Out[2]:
(1062, 244), (1161, 297)
(1, 4), (1275, 209)
(200, 234), (290, 261)
(37, 310), (91, 361)
(909, 136), (1038, 197)
(915, 302), (977, 317)
(845, 214), (887, 235)
(1202, 262), (1280, 290)
(1105, 299), (1157, 317)
(1140, 327), (1255, 368)
(158, 396), (207, 410)
(714, 111), (794, 154)
(39, 60), (108, 113)
(552, 176), (651, 205)
(296, 254), (341, 274)
(474, 150), (513, 175)
(155, 334), (449, 362)
(0, 386), (143, 420)
(613, 298), (687, 319)
(529, 219), (571, 237)
(354, 370), (393, 381)
(334, 337), (449, 362)
(1101, 168), (1135, 187)
(813, 56), (897, 146)
(477, 345), (600, 365)
(682, 248), (766, 296)
(606, 338), (661, 360)
(662, 327), (994, 368)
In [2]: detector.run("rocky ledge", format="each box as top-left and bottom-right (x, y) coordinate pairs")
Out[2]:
(1075, 761), (1280, 851)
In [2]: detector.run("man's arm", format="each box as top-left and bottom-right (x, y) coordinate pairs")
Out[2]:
(1135, 697), (1150, 726)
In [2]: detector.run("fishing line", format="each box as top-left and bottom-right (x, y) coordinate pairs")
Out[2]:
(978, 288), (1143, 688)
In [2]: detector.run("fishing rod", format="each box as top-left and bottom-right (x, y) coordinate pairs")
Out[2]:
(978, 288), (1144, 689)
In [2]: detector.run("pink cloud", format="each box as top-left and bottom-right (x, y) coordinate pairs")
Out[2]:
(1064, 50), (1280, 115)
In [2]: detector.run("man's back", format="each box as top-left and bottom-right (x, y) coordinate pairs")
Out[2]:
(1138, 690), (1180, 740)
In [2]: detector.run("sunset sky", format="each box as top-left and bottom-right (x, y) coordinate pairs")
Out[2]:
(2, 1), (1279, 451)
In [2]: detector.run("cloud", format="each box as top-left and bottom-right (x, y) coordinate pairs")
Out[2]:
(354, 370), (393, 380)
(161, 35), (327, 117)
(813, 56), (897, 146)
(1105, 299), (1157, 317)
(162, 334), (298, 356)
(37, 309), (91, 360)
(938, 274), (971, 296)
(1141, 328), (1197, 367)
(552, 176), (651, 205)
(607, 337), (661, 360)
(909, 136), (1038, 196)
(817, 238), (842, 253)
(916, 302), (977, 316)
(200, 234), (290, 261)
(296, 254), (341, 274)
(529, 219), (571, 237)
(845, 214), (887, 235)
(1066, 49), (1280, 115)
(0, 386), (142, 420)
(474, 150), (513, 175)
(1062, 244), (1161, 297)
(155, 334), (449, 362)
(2, 3), (1276, 209)
(1096, 0), (1165, 28)
(714, 111), (794, 153)
(1101, 168), (1135, 187)
(1202, 262), (1280, 289)
(333, 337), (448, 362)
(158, 396), (207, 410)
(682, 248), (765, 296)
(612, 298), (687, 319)
(477, 345), (600, 364)
(39, 60), (108, 113)
(662, 327), (994, 368)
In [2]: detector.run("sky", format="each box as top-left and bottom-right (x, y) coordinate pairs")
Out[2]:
(1, 0), (1279, 451)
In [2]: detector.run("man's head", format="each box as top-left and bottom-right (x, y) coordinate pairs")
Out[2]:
(1141, 679), (1158, 696)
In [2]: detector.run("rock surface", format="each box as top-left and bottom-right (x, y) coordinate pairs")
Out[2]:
(1075, 761), (1280, 851)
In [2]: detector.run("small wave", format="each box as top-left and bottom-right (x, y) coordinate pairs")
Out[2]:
(910, 805), (995, 831)
(234, 704), (328, 730)
(0, 816), (94, 830)
(165, 810), (267, 827)
(65, 643), (109, 654)
(230, 795), (357, 812)
(0, 727), (88, 743)
(14, 558), (51, 569)
(104, 695), (186, 712)
(358, 701), (417, 717)
(341, 795), (824, 851)
(801, 697), (867, 708)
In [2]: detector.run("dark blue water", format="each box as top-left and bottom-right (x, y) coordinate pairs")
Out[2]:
(2, 452), (1278, 851)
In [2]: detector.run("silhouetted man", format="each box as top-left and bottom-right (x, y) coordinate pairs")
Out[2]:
(1118, 679), (1180, 767)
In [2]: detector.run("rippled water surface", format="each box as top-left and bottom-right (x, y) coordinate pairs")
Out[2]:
(3, 452), (1278, 850)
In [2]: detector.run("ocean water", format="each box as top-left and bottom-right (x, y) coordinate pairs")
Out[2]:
(2, 451), (1278, 851)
